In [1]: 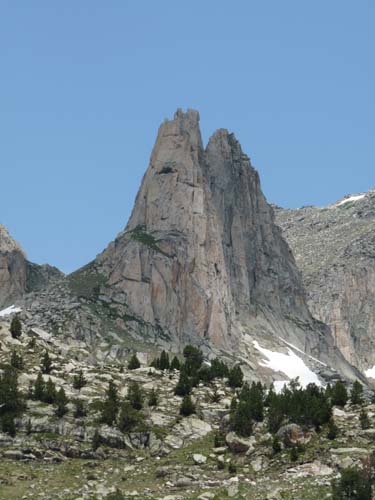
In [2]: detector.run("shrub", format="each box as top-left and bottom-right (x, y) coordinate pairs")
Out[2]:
(55, 387), (69, 417)
(228, 462), (237, 474)
(73, 370), (87, 390)
(10, 316), (22, 339)
(272, 435), (281, 454)
(1, 414), (16, 436)
(100, 381), (120, 426)
(92, 429), (101, 450)
(174, 369), (192, 397)
(10, 350), (23, 370)
(73, 400), (87, 418)
(360, 409), (370, 430)
(332, 466), (372, 500)
(179, 395), (196, 416)
(148, 388), (158, 407)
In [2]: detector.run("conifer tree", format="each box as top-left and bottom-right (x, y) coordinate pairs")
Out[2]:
(228, 365), (244, 388)
(331, 380), (348, 407)
(327, 418), (339, 440)
(33, 372), (45, 401)
(170, 356), (181, 371)
(350, 381), (363, 406)
(179, 394), (196, 416)
(174, 368), (192, 396)
(128, 354), (141, 370)
(44, 378), (57, 404)
(1, 414), (16, 437)
(118, 401), (142, 432)
(10, 315), (22, 339)
(55, 387), (68, 417)
(360, 408), (370, 430)
(92, 429), (101, 450)
(73, 399), (86, 418)
(159, 350), (170, 371)
(127, 381), (143, 410)
(100, 381), (120, 426)
(183, 345), (203, 375)
(41, 351), (53, 374)
(0, 366), (24, 416)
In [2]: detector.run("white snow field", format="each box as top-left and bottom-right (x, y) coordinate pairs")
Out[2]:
(253, 340), (321, 392)
(365, 366), (375, 379)
(0, 305), (22, 317)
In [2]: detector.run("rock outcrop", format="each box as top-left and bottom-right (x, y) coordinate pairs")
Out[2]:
(275, 190), (375, 373)
(0, 224), (63, 308)
(0, 224), (27, 308)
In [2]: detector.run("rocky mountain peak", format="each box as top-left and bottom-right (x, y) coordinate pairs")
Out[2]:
(0, 224), (25, 255)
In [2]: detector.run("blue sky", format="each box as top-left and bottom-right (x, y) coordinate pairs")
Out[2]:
(1, 1), (374, 273)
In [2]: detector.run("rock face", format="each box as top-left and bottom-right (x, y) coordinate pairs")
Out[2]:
(91, 110), (316, 350)
(0, 224), (27, 308)
(275, 190), (375, 372)
(0, 224), (63, 308)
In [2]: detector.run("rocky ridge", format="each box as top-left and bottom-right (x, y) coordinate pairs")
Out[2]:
(275, 189), (375, 374)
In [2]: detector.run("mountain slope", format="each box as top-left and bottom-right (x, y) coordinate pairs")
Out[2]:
(275, 189), (375, 374)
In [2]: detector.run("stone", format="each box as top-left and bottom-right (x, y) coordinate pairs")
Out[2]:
(277, 424), (311, 447)
(192, 453), (207, 465)
(225, 432), (255, 454)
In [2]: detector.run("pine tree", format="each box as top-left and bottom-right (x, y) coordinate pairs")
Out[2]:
(290, 446), (299, 462)
(210, 358), (229, 379)
(118, 401), (142, 432)
(179, 395), (196, 416)
(127, 381), (143, 410)
(183, 345), (203, 375)
(73, 370), (87, 391)
(174, 369), (192, 396)
(170, 356), (181, 371)
(100, 381), (119, 426)
(10, 315), (22, 339)
(350, 381), (363, 406)
(267, 396), (284, 433)
(44, 378), (57, 404)
(148, 388), (158, 407)
(33, 372), (45, 401)
(41, 351), (53, 374)
(55, 387), (68, 417)
(0, 366), (25, 416)
(128, 354), (141, 370)
(331, 380), (348, 407)
(159, 350), (170, 371)
(228, 365), (244, 388)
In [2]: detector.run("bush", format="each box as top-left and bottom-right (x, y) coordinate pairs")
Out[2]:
(10, 316), (22, 339)
(128, 354), (141, 370)
(73, 370), (87, 390)
(148, 388), (158, 407)
(1, 414), (16, 437)
(179, 395), (196, 416)
(332, 466), (372, 499)
(10, 350), (23, 370)
(73, 400), (87, 418)
(228, 462), (237, 474)
(290, 446), (299, 462)
(92, 429), (101, 450)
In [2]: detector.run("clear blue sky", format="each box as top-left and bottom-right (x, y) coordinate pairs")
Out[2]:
(1, 2), (374, 273)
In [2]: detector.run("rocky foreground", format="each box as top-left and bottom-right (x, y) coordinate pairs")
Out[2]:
(0, 315), (375, 500)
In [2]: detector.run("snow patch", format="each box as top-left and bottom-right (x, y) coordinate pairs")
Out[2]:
(365, 366), (375, 379)
(334, 194), (366, 208)
(0, 305), (22, 317)
(278, 337), (326, 366)
(253, 340), (321, 391)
